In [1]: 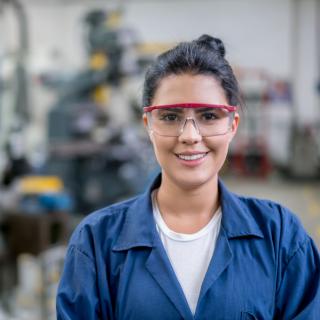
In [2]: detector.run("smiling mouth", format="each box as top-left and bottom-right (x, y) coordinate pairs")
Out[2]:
(176, 153), (208, 161)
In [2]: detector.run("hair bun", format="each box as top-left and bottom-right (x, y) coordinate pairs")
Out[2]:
(196, 34), (226, 58)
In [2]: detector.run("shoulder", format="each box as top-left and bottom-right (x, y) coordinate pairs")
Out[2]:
(237, 194), (303, 228)
(67, 195), (142, 258)
(74, 195), (139, 232)
(239, 194), (305, 232)
(234, 193), (310, 257)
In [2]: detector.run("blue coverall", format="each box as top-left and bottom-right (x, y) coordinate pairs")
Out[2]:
(57, 175), (320, 319)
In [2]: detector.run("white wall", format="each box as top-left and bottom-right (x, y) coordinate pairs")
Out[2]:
(124, 0), (292, 77)
(292, 0), (319, 123)
(13, 0), (293, 77)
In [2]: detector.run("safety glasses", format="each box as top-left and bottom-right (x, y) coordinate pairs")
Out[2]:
(144, 103), (237, 137)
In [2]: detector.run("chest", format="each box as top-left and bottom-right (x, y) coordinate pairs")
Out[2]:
(103, 237), (276, 320)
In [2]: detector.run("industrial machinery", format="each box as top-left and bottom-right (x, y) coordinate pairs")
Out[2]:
(0, 3), (73, 318)
(0, 0), (30, 182)
(286, 122), (320, 179)
(44, 9), (155, 214)
(228, 69), (273, 178)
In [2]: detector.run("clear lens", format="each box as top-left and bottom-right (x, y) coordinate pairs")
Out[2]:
(147, 107), (233, 137)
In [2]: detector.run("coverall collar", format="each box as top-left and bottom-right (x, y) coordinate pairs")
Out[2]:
(113, 174), (264, 252)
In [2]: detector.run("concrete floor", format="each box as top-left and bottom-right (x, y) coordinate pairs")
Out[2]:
(223, 176), (320, 249)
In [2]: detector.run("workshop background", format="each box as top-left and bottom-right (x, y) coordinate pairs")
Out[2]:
(0, 0), (320, 319)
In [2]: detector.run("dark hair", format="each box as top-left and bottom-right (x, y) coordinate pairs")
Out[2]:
(142, 34), (242, 108)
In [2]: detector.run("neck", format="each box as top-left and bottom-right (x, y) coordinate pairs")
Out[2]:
(156, 172), (220, 233)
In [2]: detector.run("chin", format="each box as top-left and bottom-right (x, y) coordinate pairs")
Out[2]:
(169, 171), (218, 191)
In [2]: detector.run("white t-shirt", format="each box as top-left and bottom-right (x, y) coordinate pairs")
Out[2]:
(151, 190), (222, 315)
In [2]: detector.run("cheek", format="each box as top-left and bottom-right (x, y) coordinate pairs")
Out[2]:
(205, 136), (232, 160)
(150, 135), (175, 161)
(206, 135), (231, 150)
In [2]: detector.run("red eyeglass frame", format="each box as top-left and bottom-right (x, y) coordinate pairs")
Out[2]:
(143, 103), (237, 113)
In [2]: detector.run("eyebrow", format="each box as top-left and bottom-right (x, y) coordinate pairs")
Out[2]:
(194, 107), (219, 113)
(157, 108), (184, 113)
(157, 107), (223, 115)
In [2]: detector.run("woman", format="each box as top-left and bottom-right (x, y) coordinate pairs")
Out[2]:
(57, 35), (320, 319)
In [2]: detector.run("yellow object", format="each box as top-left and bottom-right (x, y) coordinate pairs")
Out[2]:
(106, 11), (122, 28)
(93, 85), (111, 104)
(90, 53), (109, 70)
(137, 43), (176, 55)
(19, 176), (64, 194)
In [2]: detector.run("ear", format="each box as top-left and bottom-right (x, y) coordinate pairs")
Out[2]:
(142, 113), (148, 129)
(142, 113), (154, 141)
(229, 112), (240, 141)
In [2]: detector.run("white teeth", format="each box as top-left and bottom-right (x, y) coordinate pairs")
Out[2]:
(178, 153), (207, 161)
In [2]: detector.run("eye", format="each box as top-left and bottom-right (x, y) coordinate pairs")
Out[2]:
(159, 113), (180, 121)
(201, 111), (219, 121)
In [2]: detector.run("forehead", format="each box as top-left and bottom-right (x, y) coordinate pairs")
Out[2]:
(152, 74), (228, 105)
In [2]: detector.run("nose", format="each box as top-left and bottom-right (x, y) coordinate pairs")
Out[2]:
(178, 118), (202, 144)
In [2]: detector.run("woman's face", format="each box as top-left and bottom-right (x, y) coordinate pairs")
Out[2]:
(143, 73), (240, 190)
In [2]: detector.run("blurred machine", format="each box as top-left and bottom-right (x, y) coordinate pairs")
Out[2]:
(0, 0), (30, 181)
(228, 68), (320, 180)
(287, 122), (320, 179)
(0, 0), (29, 121)
(43, 9), (155, 214)
(0, 2), (72, 318)
(229, 69), (273, 178)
